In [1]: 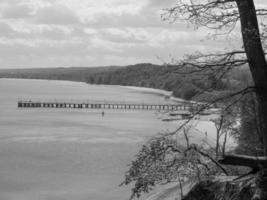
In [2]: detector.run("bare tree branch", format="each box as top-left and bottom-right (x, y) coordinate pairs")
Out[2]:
(162, 0), (239, 30)
(173, 50), (247, 75)
(185, 145), (228, 175)
(167, 86), (257, 136)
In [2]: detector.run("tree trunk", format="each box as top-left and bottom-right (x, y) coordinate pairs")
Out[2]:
(236, 0), (267, 155)
(182, 170), (267, 200)
(222, 132), (228, 155)
(219, 154), (267, 169)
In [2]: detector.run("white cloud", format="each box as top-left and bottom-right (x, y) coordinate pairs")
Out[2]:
(147, 0), (178, 7)
(33, 5), (80, 25)
(0, 0), (265, 68)
(0, 23), (15, 36)
(2, 3), (33, 19)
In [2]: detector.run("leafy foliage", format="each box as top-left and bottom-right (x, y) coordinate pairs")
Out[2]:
(121, 131), (228, 199)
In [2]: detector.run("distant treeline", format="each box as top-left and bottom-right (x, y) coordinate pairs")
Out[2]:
(0, 66), (120, 82)
(0, 63), (252, 101)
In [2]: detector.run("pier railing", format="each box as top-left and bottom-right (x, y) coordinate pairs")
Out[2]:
(17, 100), (200, 111)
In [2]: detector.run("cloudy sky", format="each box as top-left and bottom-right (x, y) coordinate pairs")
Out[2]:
(0, 0), (266, 68)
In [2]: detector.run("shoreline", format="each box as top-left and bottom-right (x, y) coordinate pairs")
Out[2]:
(122, 86), (189, 103)
(1, 77), (188, 103)
(144, 181), (193, 200)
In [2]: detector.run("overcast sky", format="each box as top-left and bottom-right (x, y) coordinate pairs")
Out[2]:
(0, 0), (266, 68)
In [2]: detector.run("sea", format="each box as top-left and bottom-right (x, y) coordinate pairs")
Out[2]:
(0, 78), (190, 200)
(0, 78), (230, 200)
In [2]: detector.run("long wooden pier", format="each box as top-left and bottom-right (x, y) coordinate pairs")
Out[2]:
(18, 100), (197, 111)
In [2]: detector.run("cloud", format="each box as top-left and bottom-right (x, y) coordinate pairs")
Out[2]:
(0, 23), (15, 36)
(86, 12), (163, 28)
(0, 0), (259, 68)
(92, 27), (207, 49)
(2, 3), (33, 19)
(34, 5), (80, 25)
(83, 1), (187, 30)
(147, 0), (177, 7)
(97, 28), (148, 44)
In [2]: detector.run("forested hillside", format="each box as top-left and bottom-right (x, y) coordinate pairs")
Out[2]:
(0, 66), (120, 82)
(0, 63), (252, 101)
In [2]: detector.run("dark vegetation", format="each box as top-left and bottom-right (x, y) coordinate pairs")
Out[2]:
(0, 63), (252, 101)
(0, 66), (120, 82)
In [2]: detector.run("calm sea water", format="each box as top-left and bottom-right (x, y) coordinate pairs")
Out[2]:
(0, 79), (181, 200)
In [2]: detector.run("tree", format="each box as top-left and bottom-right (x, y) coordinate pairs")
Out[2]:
(235, 94), (264, 156)
(163, 0), (267, 158)
(122, 0), (267, 199)
(121, 128), (229, 199)
(212, 113), (237, 158)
